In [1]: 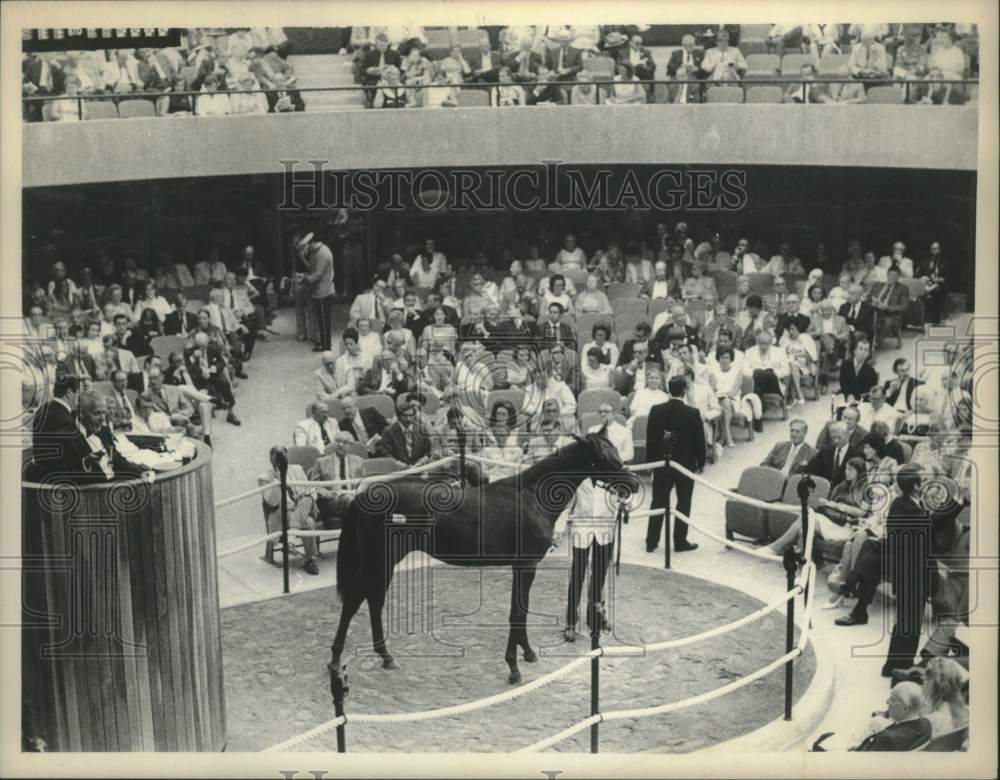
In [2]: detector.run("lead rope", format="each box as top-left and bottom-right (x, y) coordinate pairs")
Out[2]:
(614, 497), (628, 576)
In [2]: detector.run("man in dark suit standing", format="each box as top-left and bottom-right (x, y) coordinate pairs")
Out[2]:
(760, 419), (816, 476)
(375, 398), (431, 466)
(163, 292), (199, 336)
(645, 375), (706, 553)
(339, 394), (389, 452)
(806, 421), (857, 487)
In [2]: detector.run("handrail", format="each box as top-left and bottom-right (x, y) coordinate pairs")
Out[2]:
(22, 77), (979, 104)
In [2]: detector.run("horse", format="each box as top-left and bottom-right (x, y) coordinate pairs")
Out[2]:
(330, 430), (640, 685)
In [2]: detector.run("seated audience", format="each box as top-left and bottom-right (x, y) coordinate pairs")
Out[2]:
(309, 432), (364, 526)
(259, 445), (321, 574)
(760, 419), (815, 476)
(376, 397), (432, 465)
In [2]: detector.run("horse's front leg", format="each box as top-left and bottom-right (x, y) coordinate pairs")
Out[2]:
(506, 566), (523, 684)
(518, 563), (539, 664)
(367, 571), (398, 670)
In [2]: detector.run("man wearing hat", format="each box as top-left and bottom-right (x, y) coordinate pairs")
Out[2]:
(301, 232), (336, 352)
(545, 30), (583, 81)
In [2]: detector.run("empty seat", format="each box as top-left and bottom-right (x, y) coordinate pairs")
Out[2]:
(118, 99), (157, 118)
(613, 314), (651, 342)
(817, 53), (849, 74)
(606, 282), (641, 300)
(766, 475), (831, 542)
(725, 466), (787, 542)
(866, 85), (905, 104)
(286, 446), (321, 471)
(356, 392), (396, 422)
(739, 40), (771, 57)
(84, 99), (119, 120)
(780, 53), (815, 75)
(579, 411), (627, 434)
(361, 457), (404, 477)
(745, 53), (780, 75)
(456, 89), (491, 107)
(614, 298), (649, 317)
(578, 389), (624, 415)
(706, 85), (744, 104)
(746, 85), (785, 103)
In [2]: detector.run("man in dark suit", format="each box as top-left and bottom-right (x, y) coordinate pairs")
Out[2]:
(617, 322), (656, 367)
(883, 357), (923, 412)
(375, 398), (431, 466)
(22, 54), (65, 122)
(505, 40), (543, 83)
(615, 341), (663, 396)
(665, 34), (705, 103)
(535, 303), (575, 350)
(468, 39), (503, 82)
(645, 375), (706, 553)
(806, 421), (857, 486)
(29, 381), (146, 485)
(839, 283), (877, 341)
(163, 292), (199, 336)
(816, 405), (867, 450)
(360, 33), (402, 105)
(339, 394), (389, 451)
(870, 266), (910, 347)
(614, 34), (656, 82)
(545, 32), (584, 80)
(760, 419), (816, 476)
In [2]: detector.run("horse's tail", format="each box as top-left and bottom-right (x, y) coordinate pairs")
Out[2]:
(335, 501), (364, 602)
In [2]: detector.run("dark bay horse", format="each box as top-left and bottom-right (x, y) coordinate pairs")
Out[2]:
(331, 431), (639, 684)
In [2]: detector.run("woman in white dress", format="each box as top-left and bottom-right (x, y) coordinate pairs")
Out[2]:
(779, 320), (818, 405)
(574, 274), (613, 314)
(555, 233), (587, 271)
(626, 368), (670, 422)
(579, 322), (618, 368)
(580, 347), (613, 391)
(606, 62), (646, 105)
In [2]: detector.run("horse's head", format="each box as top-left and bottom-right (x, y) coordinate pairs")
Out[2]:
(578, 428), (641, 498)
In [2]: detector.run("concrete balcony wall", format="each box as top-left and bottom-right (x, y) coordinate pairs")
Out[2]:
(23, 104), (977, 189)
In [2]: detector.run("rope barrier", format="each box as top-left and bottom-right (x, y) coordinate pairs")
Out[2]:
(263, 655), (593, 751)
(674, 509), (783, 562)
(215, 482), (274, 509)
(669, 461), (802, 512)
(216, 532), (281, 559)
(515, 648), (803, 753)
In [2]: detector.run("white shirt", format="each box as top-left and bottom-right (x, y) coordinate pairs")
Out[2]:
(334, 352), (370, 390)
(649, 279), (672, 300)
(581, 363), (612, 391)
(877, 255), (915, 279)
(292, 417), (341, 451)
(781, 441), (803, 476)
(858, 401), (902, 432)
(745, 345), (790, 379)
(629, 388), (669, 420)
(409, 263), (439, 289)
(708, 363), (743, 398)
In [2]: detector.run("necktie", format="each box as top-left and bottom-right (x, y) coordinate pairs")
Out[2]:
(405, 428), (413, 460)
(179, 313), (187, 336)
(228, 290), (235, 309)
(320, 423), (331, 447)
(121, 392), (134, 418)
(354, 416), (365, 441)
(558, 48), (564, 71)
(835, 447), (844, 472)
(339, 456), (346, 481)
(782, 443), (798, 476)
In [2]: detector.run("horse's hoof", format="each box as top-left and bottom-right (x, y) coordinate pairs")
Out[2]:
(508, 670), (522, 685)
(523, 648), (538, 663)
(382, 657), (399, 670)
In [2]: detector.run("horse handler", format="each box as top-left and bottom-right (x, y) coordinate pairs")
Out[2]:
(556, 416), (634, 642)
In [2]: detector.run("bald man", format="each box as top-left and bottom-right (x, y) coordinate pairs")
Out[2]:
(309, 431), (364, 526)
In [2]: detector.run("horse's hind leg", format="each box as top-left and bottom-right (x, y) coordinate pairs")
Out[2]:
(330, 588), (365, 671)
(517, 564), (539, 663)
(367, 573), (398, 670)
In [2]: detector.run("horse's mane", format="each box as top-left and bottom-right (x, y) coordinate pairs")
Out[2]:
(491, 435), (594, 490)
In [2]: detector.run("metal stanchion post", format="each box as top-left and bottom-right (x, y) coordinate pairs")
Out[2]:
(782, 545), (797, 721)
(663, 433), (675, 570)
(329, 663), (349, 752)
(276, 450), (290, 595)
(590, 609), (600, 753)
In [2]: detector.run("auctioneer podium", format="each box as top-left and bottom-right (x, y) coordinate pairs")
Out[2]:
(21, 442), (227, 751)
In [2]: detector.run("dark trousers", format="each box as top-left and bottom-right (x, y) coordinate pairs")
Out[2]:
(566, 539), (613, 633)
(206, 375), (236, 409)
(753, 368), (781, 396)
(313, 295), (334, 349)
(646, 470), (693, 549)
(317, 494), (354, 528)
(924, 286), (947, 324)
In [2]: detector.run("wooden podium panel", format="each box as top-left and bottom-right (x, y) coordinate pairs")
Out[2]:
(21, 442), (226, 751)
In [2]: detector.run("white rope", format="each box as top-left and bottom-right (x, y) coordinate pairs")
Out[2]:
(513, 715), (602, 753)
(674, 509), (783, 562)
(262, 715), (347, 753)
(215, 482), (273, 509)
(516, 648), (802, 752)
(599, 585), (800, 658)
(669, 460), (802, 512)
(262, 655), (592, 751)
(627, 459), (666, 471)
(216, 532), (281, 558)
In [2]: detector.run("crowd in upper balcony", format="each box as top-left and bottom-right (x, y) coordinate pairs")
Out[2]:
(22, 22), (980, 120)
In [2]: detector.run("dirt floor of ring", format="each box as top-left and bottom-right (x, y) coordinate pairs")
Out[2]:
(221, 563), (815, 752)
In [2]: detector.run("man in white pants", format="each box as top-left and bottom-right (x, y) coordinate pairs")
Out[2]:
(556, 404), (634, 642)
